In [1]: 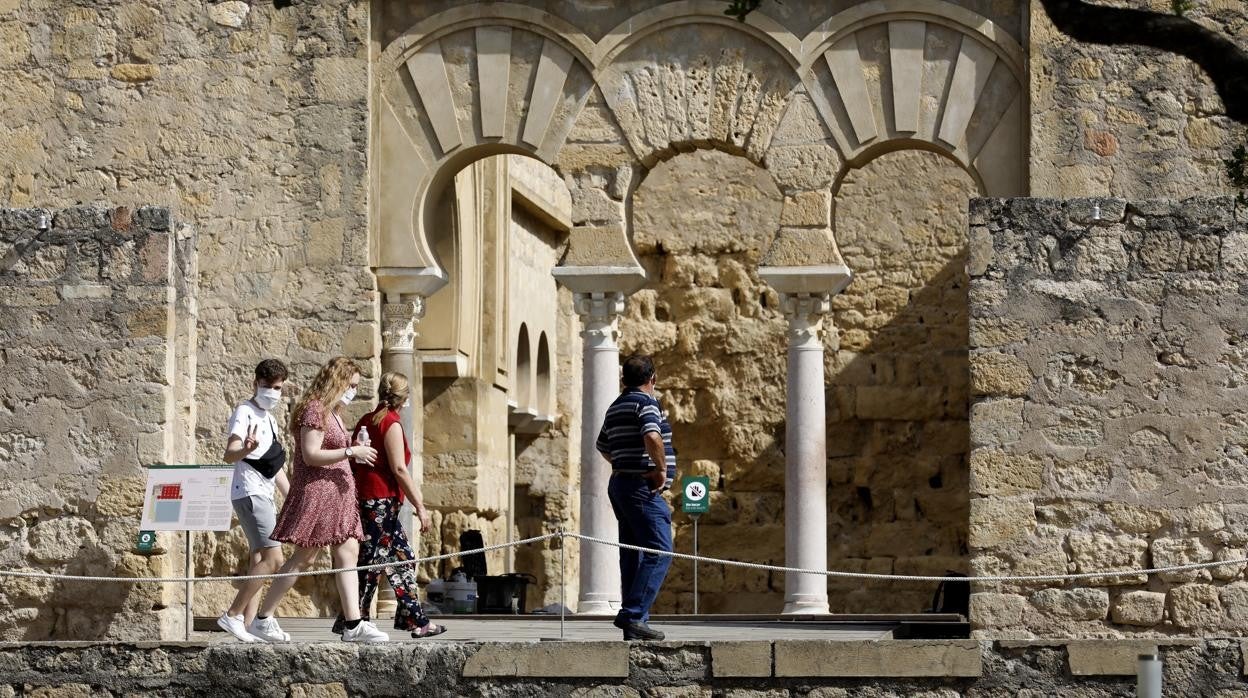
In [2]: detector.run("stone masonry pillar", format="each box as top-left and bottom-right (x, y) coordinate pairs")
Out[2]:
(572, 290), (626, 614)
(758, 265), (852, 616)
(779, 292), (832, 614)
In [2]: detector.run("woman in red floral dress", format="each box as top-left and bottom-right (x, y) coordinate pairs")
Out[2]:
(244, 356), (390, 643)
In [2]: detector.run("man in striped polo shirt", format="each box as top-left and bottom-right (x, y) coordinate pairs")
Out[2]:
(596, 354), (677, 641)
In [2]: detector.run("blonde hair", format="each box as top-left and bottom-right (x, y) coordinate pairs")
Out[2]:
(290, 356), (359, 434)
(372, 371), (410, 426)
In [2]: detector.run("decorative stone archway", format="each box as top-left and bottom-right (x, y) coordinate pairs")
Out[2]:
(371, 0), (1028, 615)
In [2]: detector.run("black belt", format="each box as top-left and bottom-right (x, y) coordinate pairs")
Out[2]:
(610, 471), (650, 479)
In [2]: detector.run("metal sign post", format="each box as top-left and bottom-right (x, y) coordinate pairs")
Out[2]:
(184, 533), (193, 642)
(681, 476), (710, 615)
(691, 514), (700, 614)
(138, 464), (234, 642)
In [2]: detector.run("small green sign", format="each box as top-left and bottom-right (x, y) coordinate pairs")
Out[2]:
(681, 476), (710, 515)
(135, 530), (157, 554)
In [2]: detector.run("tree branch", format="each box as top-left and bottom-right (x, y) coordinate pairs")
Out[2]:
(1038, 0), (1248, 123)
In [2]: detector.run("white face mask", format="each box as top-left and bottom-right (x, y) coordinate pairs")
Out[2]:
(402, 399), (411, 409)
(340, 387), (357, 406)
(254, 387), (280, 412)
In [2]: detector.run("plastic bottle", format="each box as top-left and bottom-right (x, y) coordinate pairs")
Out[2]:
(357, 427), (370, 447)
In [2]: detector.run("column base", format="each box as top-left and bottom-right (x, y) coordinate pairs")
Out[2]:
(782, 598), (830, 615)
(576, 599), (621, 616)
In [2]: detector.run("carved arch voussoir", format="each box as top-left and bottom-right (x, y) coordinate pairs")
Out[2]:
(799, 1), (1027, 197)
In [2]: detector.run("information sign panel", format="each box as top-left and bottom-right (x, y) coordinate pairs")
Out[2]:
(138, 464), (235, 531)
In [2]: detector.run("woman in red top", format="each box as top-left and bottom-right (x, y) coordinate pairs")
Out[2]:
(340, 371), (445, 638)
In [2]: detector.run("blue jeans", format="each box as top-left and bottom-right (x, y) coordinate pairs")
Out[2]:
(608, 475), (673, 624)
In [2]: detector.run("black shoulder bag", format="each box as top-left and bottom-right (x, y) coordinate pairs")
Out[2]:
(242, 415), (287, 479)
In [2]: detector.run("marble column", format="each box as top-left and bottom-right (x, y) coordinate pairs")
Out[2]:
(377, 294), (425, 617)
(380, 294), (426, 486)
(779, 292), (833, 614)
(573, 291), (626, 615)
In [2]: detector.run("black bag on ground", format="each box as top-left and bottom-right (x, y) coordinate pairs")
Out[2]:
(459, 530), (487, 580)
(927, 571), (969, 616)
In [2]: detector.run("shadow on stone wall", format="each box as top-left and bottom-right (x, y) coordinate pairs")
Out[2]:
(621, 149), (972, 614)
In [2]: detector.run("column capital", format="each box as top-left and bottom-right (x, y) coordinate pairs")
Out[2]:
(572, 290), (625, 322)
(572, 291), (626, 348)
(780, 292), (831, 349)
(381, 293), (426, 354)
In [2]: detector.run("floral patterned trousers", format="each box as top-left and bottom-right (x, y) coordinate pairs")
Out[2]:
(356, 497), (430, 630)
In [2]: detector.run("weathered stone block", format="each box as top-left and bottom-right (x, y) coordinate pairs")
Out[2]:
(1111, 591), (1165, 626)
(462, 642), (628, 677)
(1220, 582), (1248, 624)
(1213, 547), (1247, 581)
(306, 218), (345, 265)
(778, 190), (830, 227)
(970, 352), (1032, 396)
(969, 449), (1043, 495)
(313, 57), (366, 103)
(1067, 533), (1148, 585)
(969, 592), (1027, 627)
(110, 63), (159, 82)
(208, 1), (249, 27)
(773, 640), (982, 678)
(289, 684), (349, 698)
(969, 398), (1024, 447)
(1030, 588), (1109, 620)
(28, 517), (96, 565)
(1151, 538), (1214, 583)
(968, 498), (1035, 548)
(711, 641), (771, 677)
(1067, 640), (1162, 675)
(1168, 584), (1223, 630)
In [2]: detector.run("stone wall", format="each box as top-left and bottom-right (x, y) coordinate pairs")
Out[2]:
(0, 205), (186, 640)
(1030, 0), (1248, 198)
(968, 197), (1248, 637)
(0, 0), (375, 631)
(6, 638), (1248, 696)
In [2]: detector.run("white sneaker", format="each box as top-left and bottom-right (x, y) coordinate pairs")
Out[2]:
(216, 613), (258, 643)
(247, 616), (289, 643)
(341, 619), (389, 643)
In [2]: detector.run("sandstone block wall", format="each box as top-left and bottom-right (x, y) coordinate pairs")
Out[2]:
(0, 206), (185, 639)
(1030, 0), (1248, 199)
(0, 0), (375, 631)
(623, 148), (973, 614)
(968, 197), (1248, 637)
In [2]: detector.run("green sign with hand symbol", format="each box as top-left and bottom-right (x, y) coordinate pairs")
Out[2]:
(681, 476), (710, 514)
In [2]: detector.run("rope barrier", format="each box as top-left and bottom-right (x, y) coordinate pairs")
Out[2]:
(0, 530), (1242, 585)
(0, 533), (560, 583)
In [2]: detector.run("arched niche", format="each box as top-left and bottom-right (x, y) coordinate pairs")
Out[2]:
(516, 323), (532, 410)
(535, 332), (552, 419)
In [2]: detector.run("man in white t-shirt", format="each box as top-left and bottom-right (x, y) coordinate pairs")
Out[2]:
(216, 359), (292, 643)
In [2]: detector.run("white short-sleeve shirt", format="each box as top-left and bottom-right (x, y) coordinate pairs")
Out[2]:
(227, 401), (279, 501)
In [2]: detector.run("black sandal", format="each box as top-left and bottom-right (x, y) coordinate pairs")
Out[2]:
(411, 623), (447, 639)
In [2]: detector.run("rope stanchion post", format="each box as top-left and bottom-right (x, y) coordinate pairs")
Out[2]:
(1137, 653), (1162, 698)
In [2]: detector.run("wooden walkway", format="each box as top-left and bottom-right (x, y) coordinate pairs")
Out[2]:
(197, 615), (910, 644)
